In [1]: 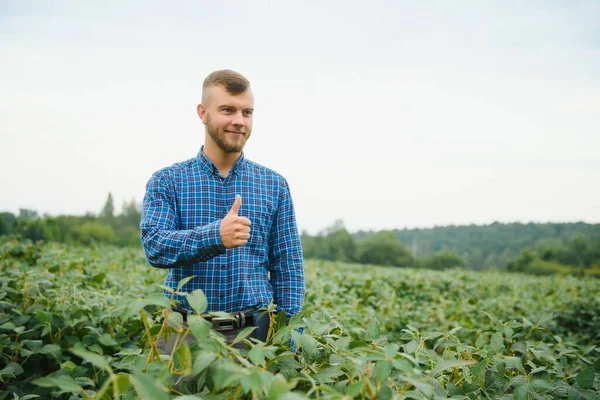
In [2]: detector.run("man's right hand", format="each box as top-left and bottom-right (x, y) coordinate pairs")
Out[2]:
(220, 195), (252, 248)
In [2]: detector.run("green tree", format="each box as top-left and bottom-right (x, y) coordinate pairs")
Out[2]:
(99, 193), (115, 222)
(116, 199), (141, 229)
(356, 231), (413, 267)
(421, 251), (465, 270)
(325, 228), (356, 262)
(0, 212), (16, 235)
(71, 221), (115, 245)
(507, 249), (535, 271)
(18, 209), (39, 220)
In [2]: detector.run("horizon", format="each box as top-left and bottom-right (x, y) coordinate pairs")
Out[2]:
(2, 203), (598, 236)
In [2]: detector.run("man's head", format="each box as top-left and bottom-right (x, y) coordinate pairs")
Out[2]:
(198, 70), (254, 154)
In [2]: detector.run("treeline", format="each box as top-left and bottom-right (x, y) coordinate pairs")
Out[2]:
(0, 194), (141, 247)
(301, 220), (466, 271)
(508, 234), (600, 275)
(2, 196), (600, 276)
(302, 220), (600, 276)
(376, 221), (600, 270)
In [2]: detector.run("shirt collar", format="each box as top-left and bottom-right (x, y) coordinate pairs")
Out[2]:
(197, 145), (247, 176)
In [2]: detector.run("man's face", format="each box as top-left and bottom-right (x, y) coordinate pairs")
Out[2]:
(199, 85), (254, 153)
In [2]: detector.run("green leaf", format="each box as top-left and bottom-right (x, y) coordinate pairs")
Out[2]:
(513, 384), (529, 400)
(186, 289), (208, 314)
(484, 370), (502, 390)
(300, 333), (319, 361)
(491, 332), (504, 353)
(40, 344), (61, 357)
(430, 360), (475, 376)
(176, 276), (196, 291)
(365, 319), (380, 341)
(404, 339), (419, 354)
(279, 393), (309, 400)
(33, 376), (83, 394)
(268, 374), (292, 400)
(447, 383), (464, 396)
(210, 311), (234, 319)
(399, 376), (432, 397)
(54, 375), (84, 393)
(423, 331), (444, 341)
(383, 343), (399, 358)
(70, 348), (113, 373)
(193, 352), (217, 375)
(92, 272), (106, 284)
(32, 377), (55, 388)
(232, 326), (257, 345)
(0, 362), (24, 377)
(187, 315), (211, 341)
(576, 367), (595, 390)
(530, 379), (553, 391)
(504, 356), (525, 373)
(60, 361), (77, 372)
(130, 373), (169, 400)
(99, 333), (118, 347)
(0, 321), (16, 330)
(448, 326), (463, 335)
(347, 380), (366, 397)
(313, 367), (345, 383)
(167, 311), (184, 331)
(376, 360), (392, 382)
(475, 334), (486, 348)
(377, 384), (393, 400)
(35, 310), (52, 324)
(176, 343), (193, 375)
(393, 359), (413, 373)
(248, 344), (266, 367)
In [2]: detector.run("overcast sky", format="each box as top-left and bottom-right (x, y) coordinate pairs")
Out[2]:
(1, 1), (599, 234)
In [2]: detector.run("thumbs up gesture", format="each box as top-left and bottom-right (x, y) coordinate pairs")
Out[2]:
(219, 195), (252, 248)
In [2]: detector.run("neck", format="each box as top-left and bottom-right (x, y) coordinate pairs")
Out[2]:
(203, 138), (241, 176)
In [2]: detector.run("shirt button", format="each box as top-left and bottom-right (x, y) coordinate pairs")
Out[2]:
(220, 294), (225, 298)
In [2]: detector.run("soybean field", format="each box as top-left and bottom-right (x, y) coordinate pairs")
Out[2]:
(0, 238), (599, 399)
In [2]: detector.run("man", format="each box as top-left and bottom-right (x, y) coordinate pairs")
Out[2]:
(140, 69), (305, 349)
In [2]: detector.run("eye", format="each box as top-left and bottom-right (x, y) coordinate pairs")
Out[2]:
(222, 107), (233, 114)
(243, 110), (253, 117)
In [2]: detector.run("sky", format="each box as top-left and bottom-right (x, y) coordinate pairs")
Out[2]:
(1, 1), (599, 234)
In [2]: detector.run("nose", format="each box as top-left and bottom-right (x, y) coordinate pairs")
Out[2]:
(232, 110), (245, 127)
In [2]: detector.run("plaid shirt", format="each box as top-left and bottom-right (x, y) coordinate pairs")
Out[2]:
(140, 147), (305, 318)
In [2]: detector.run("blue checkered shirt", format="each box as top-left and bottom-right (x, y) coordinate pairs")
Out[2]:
(140, 147), (305, 318)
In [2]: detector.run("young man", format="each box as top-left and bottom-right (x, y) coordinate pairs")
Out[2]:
(140, 70), (305, 347)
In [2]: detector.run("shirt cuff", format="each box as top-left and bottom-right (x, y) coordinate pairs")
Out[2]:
(194, 220), (226, 258)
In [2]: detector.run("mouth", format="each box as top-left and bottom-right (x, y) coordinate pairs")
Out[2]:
(225, 130), (245, 136)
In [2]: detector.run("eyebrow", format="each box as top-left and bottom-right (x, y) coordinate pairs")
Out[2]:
(217, 105), (254, 111)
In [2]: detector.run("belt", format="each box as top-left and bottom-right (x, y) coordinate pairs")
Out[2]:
(172, 307), (258, 331)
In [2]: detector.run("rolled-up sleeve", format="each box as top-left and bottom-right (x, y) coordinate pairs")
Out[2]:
(268, 178), (305, 318)
(140, 172), (226, 268)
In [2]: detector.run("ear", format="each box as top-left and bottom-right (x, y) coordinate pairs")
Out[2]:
(197, 103), (207, 124)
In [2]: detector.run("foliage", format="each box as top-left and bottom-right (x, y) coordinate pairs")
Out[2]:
(70, 221), (116, 245)
(356, 231), (413, 267)
(360, 221), (600, 270)
(0, 195), (142, 248)
(1, 238), (598, 399)
(417, 251), (465, 270)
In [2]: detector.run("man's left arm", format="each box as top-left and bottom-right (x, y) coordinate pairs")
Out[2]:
(268, 179), (305, 319)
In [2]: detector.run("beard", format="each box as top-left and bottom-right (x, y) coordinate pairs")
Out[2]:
(206, 113), (250, 153)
